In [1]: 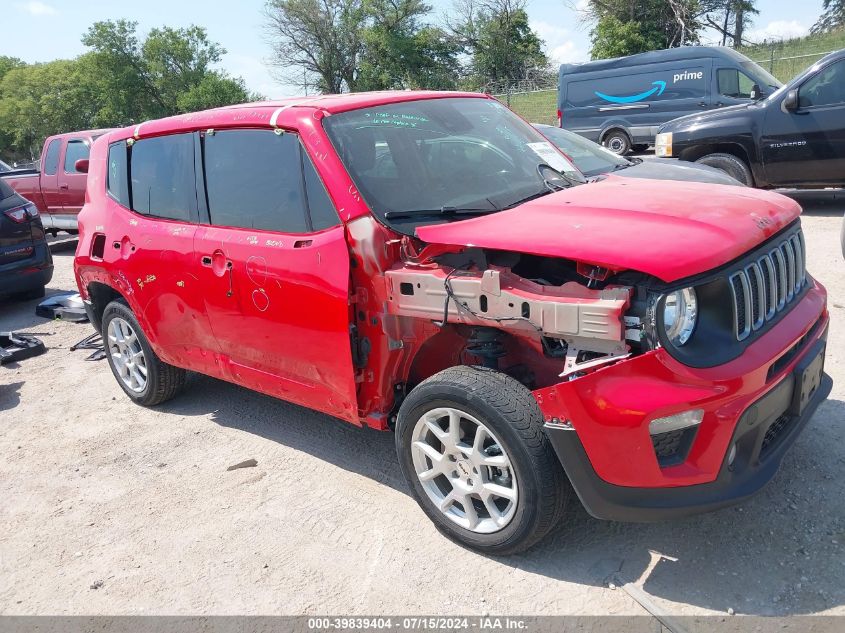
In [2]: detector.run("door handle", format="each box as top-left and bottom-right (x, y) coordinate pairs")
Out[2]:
(201, 255), (212, 266)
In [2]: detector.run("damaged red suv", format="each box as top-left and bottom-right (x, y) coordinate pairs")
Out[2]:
(75, 92), (831, 554)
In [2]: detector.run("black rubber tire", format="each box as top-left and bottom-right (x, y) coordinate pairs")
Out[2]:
(695, 153), (753, 186)
(395, 366), (569, 555)
(602, 129), (631, 155)
(101, 299), (187, 406)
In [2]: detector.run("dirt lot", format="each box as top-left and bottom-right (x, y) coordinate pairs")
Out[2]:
(0, 211), (843, 618)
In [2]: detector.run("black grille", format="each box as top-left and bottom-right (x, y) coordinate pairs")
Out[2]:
(761, 413), (795, 458)
(729, 229), (806, 341)
(652, 427), (697, 467)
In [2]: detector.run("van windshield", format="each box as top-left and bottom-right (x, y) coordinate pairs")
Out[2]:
(740, 61), (782, 91)
(323, 97), (585, 234)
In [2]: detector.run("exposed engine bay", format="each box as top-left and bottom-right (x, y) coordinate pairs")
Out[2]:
(384, 244), (649, 387)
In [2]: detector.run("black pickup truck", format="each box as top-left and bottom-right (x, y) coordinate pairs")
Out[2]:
(655, 49), (845, 188)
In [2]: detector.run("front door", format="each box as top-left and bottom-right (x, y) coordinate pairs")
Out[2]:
(761, 59), (845, 187)
(193, 127), (358, 421)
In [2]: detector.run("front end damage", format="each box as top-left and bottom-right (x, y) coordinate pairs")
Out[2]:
(367, 221), (830, 521)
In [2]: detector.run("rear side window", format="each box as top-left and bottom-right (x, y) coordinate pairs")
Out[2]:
(64, 139), (90, 173)
(301, 149), (340, 231)
(717, 69), (755, 98)
(130, 133), (197, 222)
(202, 129), (309, 233)
(107, 142), (130, 207)
(42, 139), (61, 176)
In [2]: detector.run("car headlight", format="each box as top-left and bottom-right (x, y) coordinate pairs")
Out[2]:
(655, 132), (673, 157)
(663, 287), (697, 346)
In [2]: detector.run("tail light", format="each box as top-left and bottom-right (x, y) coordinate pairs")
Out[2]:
(4, 203), (39, 223)
(557, 109), (562, 127)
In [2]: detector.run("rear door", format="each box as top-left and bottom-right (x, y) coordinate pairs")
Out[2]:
(761, 58), (845, 187)
(58, 137), (91, 215)
(193, 127), (358, 421)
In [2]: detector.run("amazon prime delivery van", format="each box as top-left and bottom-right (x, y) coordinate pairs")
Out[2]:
(558, 46), (782, 154)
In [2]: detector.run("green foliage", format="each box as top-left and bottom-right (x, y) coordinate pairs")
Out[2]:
(0, 20), (258, 159)
(590, 16), (665, 59)
(813, 0), (845, 34)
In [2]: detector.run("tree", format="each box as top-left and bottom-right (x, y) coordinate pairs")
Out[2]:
(812, 0), (845, 33)
(356, 0), (461, 90)
(585, 0), (707, 59)
(82, 20), (255, 121)
(450, 0), (548, 88)
(703, 1), (758, 46)
(264, 0), (366, 93)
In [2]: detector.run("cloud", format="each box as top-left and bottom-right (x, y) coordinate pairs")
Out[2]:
(16, 1), (57, 16)
(532, 20), (590, 65)
(747, 20), (809, 43)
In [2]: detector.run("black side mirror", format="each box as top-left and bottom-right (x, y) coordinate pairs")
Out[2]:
(750, 84), (763, 100)
(782, 89), (799, 112)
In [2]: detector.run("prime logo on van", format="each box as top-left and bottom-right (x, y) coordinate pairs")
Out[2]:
(594, 71), (703, 105)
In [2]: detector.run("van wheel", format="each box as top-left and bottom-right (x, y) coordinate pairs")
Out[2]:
(101, 300), (187, 406)
(395, 366), (569, 555)
(695, 153), (753, 186)
(602, 130), (631, 155)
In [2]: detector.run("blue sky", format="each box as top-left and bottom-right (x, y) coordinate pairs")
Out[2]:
(3, 0), (826, 98)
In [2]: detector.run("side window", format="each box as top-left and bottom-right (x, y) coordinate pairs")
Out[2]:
(63, 139), (90, 173)
(301, 148), (340, 231)
(799, 60), (845, 108)
(718, 69), (755, 98)
(203, 129), (308, 233)
(107, 142), (130, 207)
(130, 133), (197, 222)
(42, 139), (61, 176)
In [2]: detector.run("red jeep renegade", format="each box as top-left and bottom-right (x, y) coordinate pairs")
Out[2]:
(75, 92), (831, 554)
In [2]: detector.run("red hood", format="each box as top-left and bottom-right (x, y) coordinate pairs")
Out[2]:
(415, 175), (801, 282)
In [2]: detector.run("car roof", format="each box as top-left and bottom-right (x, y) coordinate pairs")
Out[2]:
(105, 91), (493, 142)
(560, 45), (751, 76)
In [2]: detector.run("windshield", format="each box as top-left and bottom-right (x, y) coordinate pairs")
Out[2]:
(535, 125), (630, 177)
(740, 61), (782, 91)
(323, 97), (584, 233)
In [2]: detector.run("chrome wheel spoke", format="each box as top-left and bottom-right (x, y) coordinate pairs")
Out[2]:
(411, 406), (518, 535)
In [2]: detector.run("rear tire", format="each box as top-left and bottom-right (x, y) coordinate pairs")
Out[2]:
(602, 129), (631, 155)
(101, 300), (186, 406)
(695, 153), (753, 186)
(395, 366), (569, 555)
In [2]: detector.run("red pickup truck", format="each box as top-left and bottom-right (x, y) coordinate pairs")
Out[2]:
(1, 129), (114, 235)
(74, 92), (830, 554)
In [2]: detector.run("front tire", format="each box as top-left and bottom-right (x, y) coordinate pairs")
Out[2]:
(102, 300), (186, 406)
(695, 153), (753, 186)
(395, 366), (569, 554)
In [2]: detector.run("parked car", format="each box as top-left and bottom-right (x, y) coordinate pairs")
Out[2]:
(559, 46), (782, 154)
(656, 49), (845, 187)
(533, 123), (742, 185)
(0, 129), (114, 235)
(75, 92), (830, 554)
(0, 178), (53, 299)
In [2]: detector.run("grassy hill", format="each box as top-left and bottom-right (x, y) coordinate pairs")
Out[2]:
(738, 28), (845, 82)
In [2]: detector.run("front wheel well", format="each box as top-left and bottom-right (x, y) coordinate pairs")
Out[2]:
(87, 282), (125, 333)
(678, 143), (750, 165)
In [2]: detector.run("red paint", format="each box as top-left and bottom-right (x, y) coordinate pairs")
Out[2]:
(1, 129), (115, 231)
(74, 91), (827, 499)
(417, 174), (802, 282)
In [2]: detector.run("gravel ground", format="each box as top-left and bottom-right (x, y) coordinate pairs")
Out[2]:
(0, 211), (843, 617)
